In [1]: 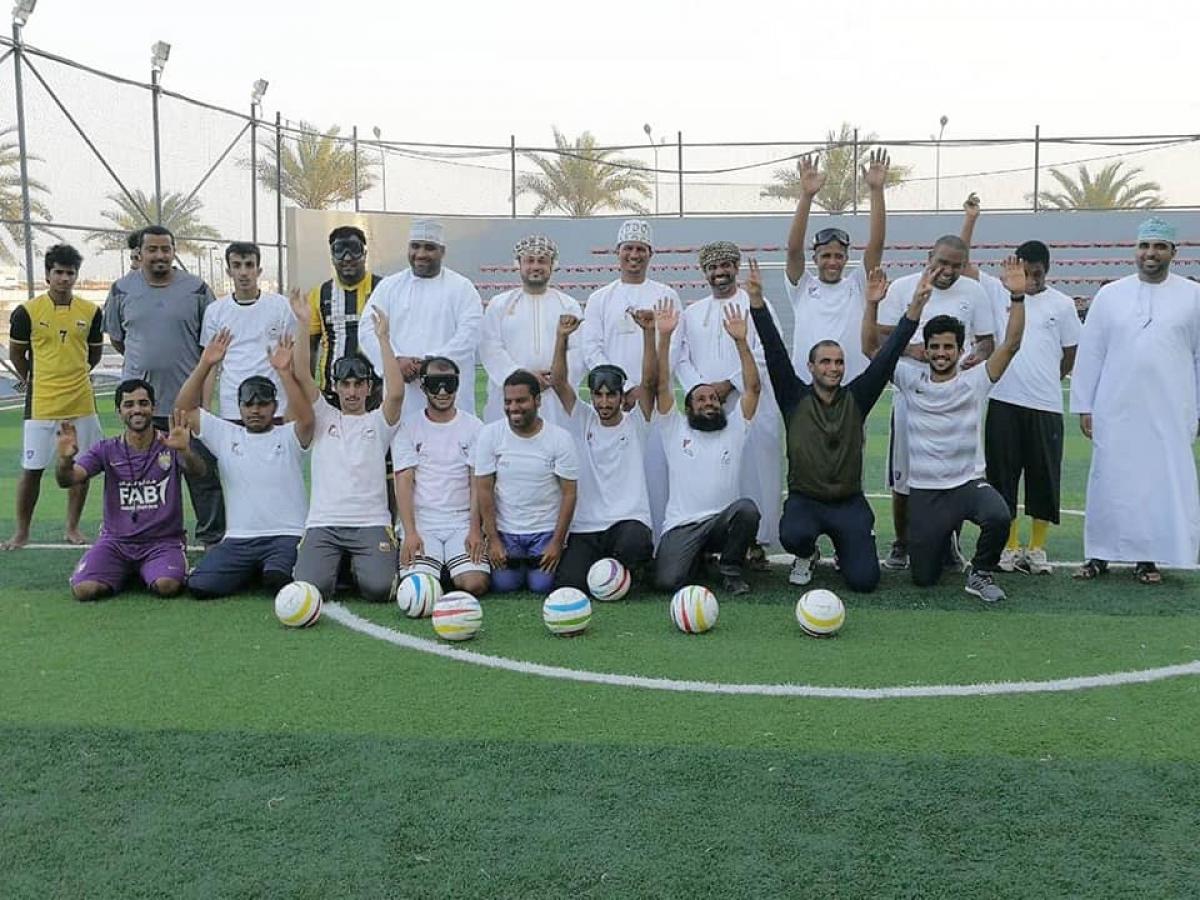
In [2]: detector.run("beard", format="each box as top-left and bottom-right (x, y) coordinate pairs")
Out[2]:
(687, 408), (728, 432)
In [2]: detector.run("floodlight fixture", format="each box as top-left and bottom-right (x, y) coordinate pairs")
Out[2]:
(151, 40), (171, 74)
(251, 78), (269, 104)
(11, 0), (36, 26)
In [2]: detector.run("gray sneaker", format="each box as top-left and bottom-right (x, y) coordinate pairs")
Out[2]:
(722, 574), (751, 596)
(965, 566), (1006, 603)
(882, 541), (909, 570)
(788, 549), (819, 586)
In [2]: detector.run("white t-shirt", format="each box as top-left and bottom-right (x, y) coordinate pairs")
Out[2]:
(981, 273), (1081, 414)
(877, 272), (996, 349)
(658, 407), (752, 532)
(307, 397), (401, 528)
(474, 419), (579, 534)
(893, 363), (994, 490)
(566, 402), (652, 533)
(201, 292), (295, 419)
(391, 410), (483, 532)
(197, 410), (308, 538)
(784, 267), (869, 383)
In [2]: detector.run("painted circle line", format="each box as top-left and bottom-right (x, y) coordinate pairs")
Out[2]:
(323, 603), (1200, 700)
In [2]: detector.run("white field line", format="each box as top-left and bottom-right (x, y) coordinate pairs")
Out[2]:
(322, 603), (1200, 700)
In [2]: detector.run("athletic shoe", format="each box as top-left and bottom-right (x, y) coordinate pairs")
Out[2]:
(998, 547), (1025, 573)
(1024, 548), (1053, 575)
(745, 544), (769, 572)
(882, 541), (909, 570)
(722, 575), (751, 596)
(788, 550), (819, 587)
(965, 566), (1006, 603)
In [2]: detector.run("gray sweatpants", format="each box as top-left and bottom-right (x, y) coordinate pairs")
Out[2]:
(293, 525), (398, 603)
(654, 498), (760, 592)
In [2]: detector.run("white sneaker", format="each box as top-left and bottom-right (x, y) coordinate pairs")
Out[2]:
(1024, 547), (1053, 575)
(998, 547), (1024, 573)
(789, 550), (819, 586)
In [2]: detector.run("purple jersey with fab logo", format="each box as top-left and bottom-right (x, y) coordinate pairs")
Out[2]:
(76, 435), (186, 542)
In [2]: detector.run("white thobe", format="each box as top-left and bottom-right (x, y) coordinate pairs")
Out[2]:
(675, 289), (784, 546)
(1070, 273), (1200, 566)
(357, 267), (484, 423)
(478, 287), (583, 428)
(581, 279), (682, 538)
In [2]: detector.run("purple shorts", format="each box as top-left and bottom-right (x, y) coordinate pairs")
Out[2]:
(492, 531), (556, 594)
(70, 537), (188, 593)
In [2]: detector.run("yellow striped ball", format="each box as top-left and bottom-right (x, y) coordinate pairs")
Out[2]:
(670, 585), (719, 634)
(432, 591), (483, 642)
(274, 581), (322, 628)
(795, 589), (845, 637)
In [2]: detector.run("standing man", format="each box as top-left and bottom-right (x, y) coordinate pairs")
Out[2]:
(675, 241), (783, 559)
(102, 225), (223, 547)
(655, 293), (762, 596)
(784, 150), (889, 382)
(4, 244), (103, 549)
(872, 235), (996, 569)
(55, 381), (205, 601)
(478, 234), (583, 428)
(393, 357), (490, 597)
(173, 330), (313, 598)
(358, 219), (484, 423)
(306, 226), (383, 392)
(201, 241), (295, 419)
(893, 259), (1027, 601)
(550, 309), (657, 592)
(1070, 217), (1200, 584)
(474, 370), (579, 595)
(580, 219), (681, 537)
(287, 290), (405, 603)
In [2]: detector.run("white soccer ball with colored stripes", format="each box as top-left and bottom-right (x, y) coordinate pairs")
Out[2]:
(396, 572), (442, 619)
(274, 581), (322, 628)
(543, 587), (592, 636)
(432, 591), (483, 642)
(795, 589), (845, 637)
(670, 585), (719, 634)
(586, 558), (631, 602)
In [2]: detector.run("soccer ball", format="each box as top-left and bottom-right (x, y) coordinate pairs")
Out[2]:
(586, 558), (631, 602)
(396, 572), (442, 619)
(670, 585), (719, 634)
(543, 587), (592, 636)
(432, 591), (483, 642)
(795, 589), (845, 637)
(274, 581), (322, 628)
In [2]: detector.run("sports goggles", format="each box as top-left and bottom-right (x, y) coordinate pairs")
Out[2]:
(332, 356), (375, 382)
(237, 376), (277, 405)
(587, 365), (627, 395)
(331, 237), (365, 261)
(812, 228), (851, 249)
(422, 374), (460, 395)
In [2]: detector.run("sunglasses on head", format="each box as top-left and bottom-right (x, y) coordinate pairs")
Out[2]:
(422, 374), (459, 395)
(813, 228), (851, 249)
(331, 238), (365, 261)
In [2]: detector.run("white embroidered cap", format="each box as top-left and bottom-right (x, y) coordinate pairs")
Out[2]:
(409, 219), (445, 247)
(616, 219), (653, 249)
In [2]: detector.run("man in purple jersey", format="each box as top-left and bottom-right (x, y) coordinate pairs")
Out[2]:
(55, 379), (207, 601)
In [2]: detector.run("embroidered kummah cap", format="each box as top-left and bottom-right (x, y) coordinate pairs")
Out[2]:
(1136, 216), (1177, 244)
(409, 219), (446, 247)
(514, 234), (558, 261)
(617, 219), (653, 249)
(698, 241), (741, 270)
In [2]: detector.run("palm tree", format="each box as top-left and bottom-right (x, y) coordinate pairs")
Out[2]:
(1034, 161), (1163, 210)
(0, 124), (56, 266)
(516, 128), (652, 217)
(253, 121), (377, 209)
(86, 189), (220, 257)
(761, 123), (909, 212)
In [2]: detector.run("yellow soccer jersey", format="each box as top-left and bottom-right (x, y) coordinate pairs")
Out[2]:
(9, 293), (102, 419)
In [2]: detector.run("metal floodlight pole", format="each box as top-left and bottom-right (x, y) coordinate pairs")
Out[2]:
(11, 13), (36, 298)
(373, 126), (387, 212)
(352, 125), (360, 212)
(150, 41), (170, 225)
(934, 114), (948, 212)
(510, 135), (517, 218)
(275, 111), (283, 289)
(676, 130), (683, 218)
(643, 123), (659, 216)
(1032, 124), (1041, 212)
(250, 79), (267, 242)
(852, 128), (860, 215)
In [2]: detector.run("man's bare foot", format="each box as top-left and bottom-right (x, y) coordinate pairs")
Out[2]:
(64, 529), (89, 545)
(1, 534), (30, 550)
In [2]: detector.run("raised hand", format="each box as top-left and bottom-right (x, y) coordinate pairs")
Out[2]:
(963, 192), (981, 221)
(371, 307), (390, 342)
(862, 148), (890, 191)
(164, 409), (192, 451)
(744, 257), (765, 308)
(201, 328), (233, 367)
(866, 267), (890, 305)
(268, 333), (295, 372)
(999, 254), (1028, 296)
(721, 303), (749, 343)
(287, 287), (309, 324)
(914, 264), (937, 306)
(558, 313), (581, 338)
(655, 297), (679, 336)
(797, 153), (826, 197)
(56, 421), (78, 459)
(629, 308), (656, 332)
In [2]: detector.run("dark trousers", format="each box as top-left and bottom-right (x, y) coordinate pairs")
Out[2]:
(155, 415), (224, 546)
(555, 520), (654, 591)
(654, 498), (760, 592)
(909, 479), (1011, 586)
(779, 492), (880, 593)
(984, 399), (1064, 523)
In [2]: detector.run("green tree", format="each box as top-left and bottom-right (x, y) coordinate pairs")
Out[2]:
(517, 128), (652, 217)
(1034, 161), (1163, 210)
(0, 124), (56, 266)
(86, 189), (220, 257)
(762, 123), (909, 212)
(253, 122), (377, 210)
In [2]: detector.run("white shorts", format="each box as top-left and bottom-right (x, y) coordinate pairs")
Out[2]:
(886, 403), (909, 496)
(23, 414), (103, 471)
(400, 523), (490, 580)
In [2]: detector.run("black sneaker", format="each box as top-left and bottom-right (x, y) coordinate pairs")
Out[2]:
(882, 541), (909, 570)
(722, 575), (751, 596)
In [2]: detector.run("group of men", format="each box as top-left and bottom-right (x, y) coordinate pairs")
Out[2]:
(7, 151), (1200, 604)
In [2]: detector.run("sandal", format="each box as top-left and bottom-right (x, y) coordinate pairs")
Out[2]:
(1072, 558), (1109, 580)
(1134, 562), (1163, 585)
